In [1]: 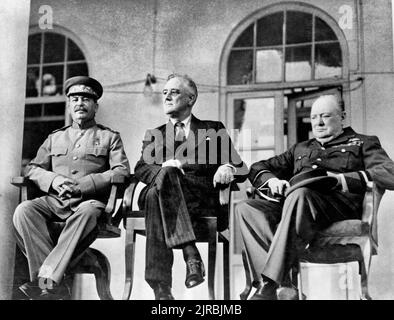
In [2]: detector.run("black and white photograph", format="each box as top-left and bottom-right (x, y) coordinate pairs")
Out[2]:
(0, 0), (393, 305)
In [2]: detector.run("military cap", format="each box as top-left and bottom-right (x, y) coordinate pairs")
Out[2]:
(64, 76), (103, 100)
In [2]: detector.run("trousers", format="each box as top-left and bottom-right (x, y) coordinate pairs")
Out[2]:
(142, 166), (217, 287)
(13, 197), (102, 283)
(235, 187), (362, 285)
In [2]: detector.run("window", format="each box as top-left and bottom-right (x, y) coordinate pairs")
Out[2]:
(26, 32), (88, 97)
(23, 30), (88, 162)
(227, 10), (343, 85)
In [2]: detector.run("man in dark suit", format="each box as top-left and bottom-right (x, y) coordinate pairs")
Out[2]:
(135, 74), (248, 300)
(236, 94), (394, 300)
(13, 76), (130, 299)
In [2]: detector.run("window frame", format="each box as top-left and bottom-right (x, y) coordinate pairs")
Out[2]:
(220, 2), (349, 93)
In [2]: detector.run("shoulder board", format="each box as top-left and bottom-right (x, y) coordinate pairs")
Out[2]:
(96, 124), (119, 134)
(51, 125), (71, 133)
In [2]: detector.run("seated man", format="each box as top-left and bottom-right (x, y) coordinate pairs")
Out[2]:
(135, 73), (248, 300)
(13, 76), (130, 299)
(236, 94), (394, 300)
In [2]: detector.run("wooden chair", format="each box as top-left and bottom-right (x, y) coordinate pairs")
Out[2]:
(240, 182), (385, 300)
(121, 174), (233, 300)
(11, 175), (127, 300)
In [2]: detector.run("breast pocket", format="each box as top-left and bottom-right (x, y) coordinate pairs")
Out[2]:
(50, 147), (68, 169)
(85, 147), (108, 171)
(326, 146), (362, 171)
(294, 152), (311, 172)
(86, 147), (108, 158)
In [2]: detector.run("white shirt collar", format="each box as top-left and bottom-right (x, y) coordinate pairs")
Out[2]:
(169, 114), (192, 137)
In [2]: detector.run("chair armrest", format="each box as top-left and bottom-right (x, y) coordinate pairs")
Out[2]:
(103, 175), (126, 223)
(11, 176), (39, 201)
(11, 176), (30, 187)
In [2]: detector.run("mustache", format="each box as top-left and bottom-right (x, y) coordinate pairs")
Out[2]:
(74, 107), (87, 112)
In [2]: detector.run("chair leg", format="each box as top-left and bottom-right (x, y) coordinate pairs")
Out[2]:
(239, 249), (252, 300)
(223, 236), (230, 300)
(83, 248), (113, 300)
(360, 242), (372, 300)
(122, 221), (137, 300)
(207, 219), (217, 300)
(297, 262), (304, 301)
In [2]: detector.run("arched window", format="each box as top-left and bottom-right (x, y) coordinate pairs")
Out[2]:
(26, 31), (88, 97)
(227, 9), (343, 85)
(23, 28), (89, 162)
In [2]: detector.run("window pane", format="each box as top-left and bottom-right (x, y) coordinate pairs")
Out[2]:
(285, 45), (312, 81)
(233, 97), (275, 149)
(27, 33), (42, 64)
(315, 17), (337, 41)
(240, 149), (275, 168)
(233, 23), (254, 48)
(26, 67), (39, 97)
(256, 49), (283, 82)
(227, 50), (253, 85)
(315, 42), (342, 79)
(286, 11), (312, 44)
(25, 104), (42, 118)
(256, 12), (283, 46)
(67, 63), (89, 79)
(43, 33), (65, 63)
(68, 39), (85, 61)
(41, 65), (64, 96)
(44, 103), (66, 116)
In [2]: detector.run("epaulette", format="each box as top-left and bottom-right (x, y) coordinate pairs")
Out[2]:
(51, 125), (71, 133)
(97, 123), (119, 134)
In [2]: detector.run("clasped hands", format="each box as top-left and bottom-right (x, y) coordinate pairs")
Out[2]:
(52, 175), (81, 200)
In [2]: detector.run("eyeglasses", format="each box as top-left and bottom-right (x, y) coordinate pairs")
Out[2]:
(162, 88), (181, 97)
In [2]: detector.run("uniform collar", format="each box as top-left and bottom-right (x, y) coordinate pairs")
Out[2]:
(71, 119), (96, 130)
(312, 127), (356, 147)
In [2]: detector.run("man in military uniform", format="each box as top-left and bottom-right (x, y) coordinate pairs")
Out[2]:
(13, 76), (130, 299)
(236, 94), (394, 300)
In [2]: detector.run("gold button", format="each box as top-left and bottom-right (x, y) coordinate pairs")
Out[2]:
(79, 132), (84, 136)
(312, 165), (318, 169)
(73, 156), (78, 160)
(321, 147), (325, 150)
(76, 144), (81, 148)
(341, 148), (346, 152)
(317, 158), (322, 161)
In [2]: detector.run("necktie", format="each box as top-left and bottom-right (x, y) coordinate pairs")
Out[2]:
(174, 121), (186, 152)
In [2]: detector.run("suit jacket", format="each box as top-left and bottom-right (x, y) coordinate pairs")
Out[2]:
(250, 127), (394, 195)
(135, 115), (248, 216)
(26, 119), (130, 218)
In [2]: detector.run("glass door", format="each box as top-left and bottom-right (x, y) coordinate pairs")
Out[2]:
(226, 91), (283, 299)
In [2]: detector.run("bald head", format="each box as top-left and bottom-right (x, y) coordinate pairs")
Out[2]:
(310, 94), (345, 143)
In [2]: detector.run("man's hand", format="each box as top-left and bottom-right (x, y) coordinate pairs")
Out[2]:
(51, 176), (81, 199)
(162, 159), (185, 174)
(213, 165), (235, 187)
(267, 177), (290, 196)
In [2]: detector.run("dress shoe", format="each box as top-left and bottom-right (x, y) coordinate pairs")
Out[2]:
(185, 258), (205, 288)
(277, 286), (307, 300)
(19, 279), (42, 300)
(153, 283), (175, 300)
(19, 278), (71, 300)
(249, 279), (278, 300)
